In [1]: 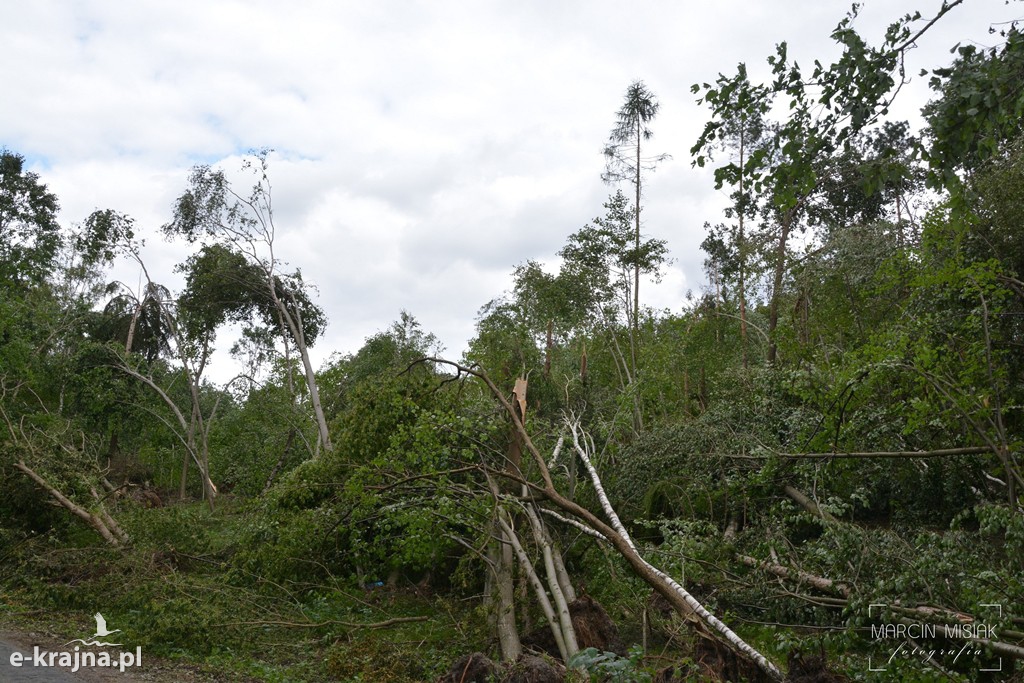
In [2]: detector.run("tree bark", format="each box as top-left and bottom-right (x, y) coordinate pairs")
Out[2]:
(767, 212), (792, 364)
(494, 522), (522, 661)
(498, 513), (573, 661)
(14, 462), (127, 546)
(727, 446), (993, 460)
(566, 419), (783, 680)
(783, 484), (836, 523)
(277, 287), (333, 454)
(544, 319), (553, 379)
(737, 554), (850, 598)
(525, 505), (579, 655)
(423, 359), (784, 681)
(738, 126), (749, 370)
(634, 116), (642, 344)
(179, 446), (190, 500)
(263, 428), (297, 493)
(115, 361), (216, 510)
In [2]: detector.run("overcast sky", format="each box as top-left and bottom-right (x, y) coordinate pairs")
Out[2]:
(2, 0), (1019, 380)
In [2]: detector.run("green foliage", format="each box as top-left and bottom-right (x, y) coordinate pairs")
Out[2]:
(323, 625), (460, 683)
(176, 243), (326, 351)
(560, 190), (668, 324)
(609, 422), (751, 524)
(569, 645), (652, 683)
(75, 208), (137, 268)
(0, 150), (61, 287)
(692, 4), (966, 368)
(94, 282), (174, 363)
(210, 372), (310, 496)
(232, 315), (502, 587)
(7, 5), (1024, 680)
(924, 27), (1024, 189)
(176, 244), (264, 338)
(121, 504), (213, 556)
(971, 134), (1024, 281)
(602, 80), (669, 188)
(332, 392), (496, 579)
(164, 152), (327, 360)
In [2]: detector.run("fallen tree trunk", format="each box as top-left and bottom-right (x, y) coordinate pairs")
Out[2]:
(566, 418), (784, 680)
(783, 484), (837, 523)
(724, 446), (994, 460)
(497, 511), (577, 661)
(14, 461), (128, 547)
(114, 361), (218, 510)
(418, 359), (785, 682)
(736, 554), (850, 598)
(739, 552), (1024, 661)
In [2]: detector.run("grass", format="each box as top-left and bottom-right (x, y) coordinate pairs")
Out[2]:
(0, 497), (485, 682)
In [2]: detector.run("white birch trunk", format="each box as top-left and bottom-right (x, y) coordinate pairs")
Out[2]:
(498, 514), (568, 661)
(525, 505), (577, 604)
(568, 418), (784, 681)
(273, 286), (333, 454)
(421, 359), (785, 681)
(524, 507), (578, 659)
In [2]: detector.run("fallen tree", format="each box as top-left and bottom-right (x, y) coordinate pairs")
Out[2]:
(737, 552), (1024, 662)
(13, 460), (128, 547)
(1, 391), (128, 547)
(419, 358), (786, 681)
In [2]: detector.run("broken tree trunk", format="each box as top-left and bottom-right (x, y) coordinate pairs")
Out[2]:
(14, 462), (128, 547)
(421, 358), (785, 681)
(567, 419), (783, 680)
(524, 505), (580, 658)
(783, 484), (837, 523)
(492, 519), (522, 662)
(498, 512), (577, 661)
(526, 504), (577, 603)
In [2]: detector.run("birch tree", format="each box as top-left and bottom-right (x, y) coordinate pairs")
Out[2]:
(163, 152), (333, 453)
(422, 358), (785, 681)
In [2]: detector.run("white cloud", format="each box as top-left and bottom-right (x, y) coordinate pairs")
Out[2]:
(1, 0), (1018, 382)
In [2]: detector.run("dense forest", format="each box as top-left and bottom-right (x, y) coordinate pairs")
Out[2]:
(2, 3), (1023, 682)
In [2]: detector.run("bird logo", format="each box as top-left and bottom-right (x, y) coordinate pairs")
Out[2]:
(65, 613), (122, 647)
(92, 613), (121, 639)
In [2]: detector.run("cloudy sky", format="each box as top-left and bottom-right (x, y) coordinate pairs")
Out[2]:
(2, 0), (1018, 380)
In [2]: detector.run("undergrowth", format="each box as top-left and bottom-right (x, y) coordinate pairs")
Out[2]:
(0, 498), (482, 682)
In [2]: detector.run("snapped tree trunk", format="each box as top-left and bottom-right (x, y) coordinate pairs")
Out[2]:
(524, 505), (579, 657)
(565, 419), (783, 680)
(498, 513), (577, 661)
(423, 359), (784, 681)
(14, 462), (128, 547)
